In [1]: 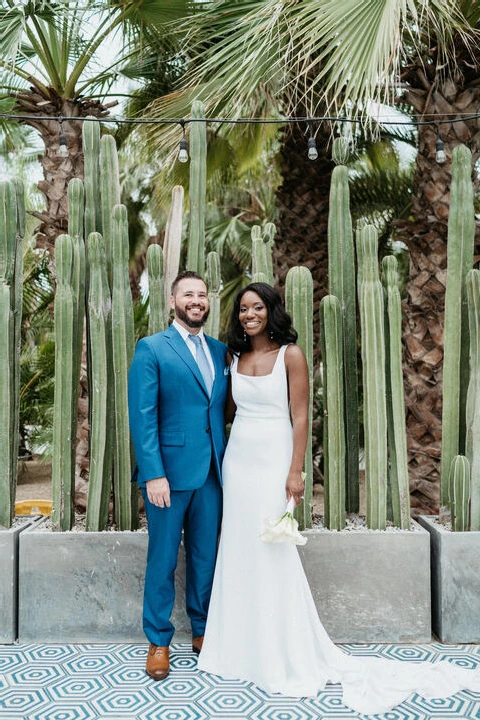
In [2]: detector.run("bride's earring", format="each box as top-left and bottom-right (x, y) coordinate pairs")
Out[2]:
(243, 330), (247, 342)
(270, 331), (274, 340)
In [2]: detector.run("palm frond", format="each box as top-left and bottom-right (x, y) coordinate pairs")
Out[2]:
(0, 4), (26, 61)
(0, 0), (190, 103)
(0, 117), (39, 157)
(143, 0), (477, 160)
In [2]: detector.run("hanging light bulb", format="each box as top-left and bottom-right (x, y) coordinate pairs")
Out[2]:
(178, 122), (189, 163)
(436, 137), (446, 164)
(178, 137), (188, 163)
(435, 126), (446, 164)
(58, 121), (68, 158)
(307, 136), (318, 161)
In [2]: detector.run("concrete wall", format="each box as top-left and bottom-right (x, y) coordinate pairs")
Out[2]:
(299, 522), (431, 643)
(18, 529), (189, 643)
(0, 527), (19, 643)
(418, 516), (480, 643)
(18, 522), (431, 644)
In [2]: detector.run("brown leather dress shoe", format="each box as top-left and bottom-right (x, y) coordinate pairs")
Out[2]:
(146, 644), (170, 680)
(192, 635), (204, 655)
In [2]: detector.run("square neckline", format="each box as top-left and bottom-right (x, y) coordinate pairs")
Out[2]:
(235, 345), (285, 378)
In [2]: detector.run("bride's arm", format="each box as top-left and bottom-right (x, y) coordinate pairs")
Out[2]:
(285, 344), (309, 505)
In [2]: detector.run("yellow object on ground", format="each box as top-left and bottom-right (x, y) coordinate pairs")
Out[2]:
(15, 499), (52, 515)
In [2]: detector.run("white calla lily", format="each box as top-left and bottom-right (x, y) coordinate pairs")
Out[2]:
(259, 497), (307, 546)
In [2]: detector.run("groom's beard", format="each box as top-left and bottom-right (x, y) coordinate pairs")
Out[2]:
(174, 303), (210, 329)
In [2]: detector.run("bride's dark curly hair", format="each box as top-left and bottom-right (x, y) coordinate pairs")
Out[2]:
(228, 282), (298, 354)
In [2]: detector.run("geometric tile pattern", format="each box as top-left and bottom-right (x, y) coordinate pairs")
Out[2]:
(0, 642), (479, 720)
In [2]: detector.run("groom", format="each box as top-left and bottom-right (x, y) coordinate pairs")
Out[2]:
(128, 270), (229, 681)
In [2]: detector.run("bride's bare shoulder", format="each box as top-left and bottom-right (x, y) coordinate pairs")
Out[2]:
(284, 344), (308, 373)
(285, 344), (305, 361)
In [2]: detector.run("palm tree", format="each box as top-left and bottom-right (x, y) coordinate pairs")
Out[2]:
(0, 0), (186, 252)
(142, 0), (480, 513)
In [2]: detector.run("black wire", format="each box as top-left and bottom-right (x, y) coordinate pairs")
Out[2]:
(2, 112), (480, 128)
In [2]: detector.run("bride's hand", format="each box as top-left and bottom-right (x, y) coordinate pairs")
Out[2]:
(286, 471), (305, 506)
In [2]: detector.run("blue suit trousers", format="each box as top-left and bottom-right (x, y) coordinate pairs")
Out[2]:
(142, 465), (222, 646)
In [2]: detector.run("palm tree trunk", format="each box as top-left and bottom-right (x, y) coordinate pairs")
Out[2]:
(13, 83), (113, 254)
(274, 124), (334, 346)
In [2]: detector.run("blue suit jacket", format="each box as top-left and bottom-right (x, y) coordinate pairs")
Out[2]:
(128, 325), (229, 490)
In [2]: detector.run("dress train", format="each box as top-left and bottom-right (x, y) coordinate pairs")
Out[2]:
(198, 347), (480, 715)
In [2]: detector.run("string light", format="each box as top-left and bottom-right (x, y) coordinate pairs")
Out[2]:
(58, 120), (68, 158)
(435, 126), (446, 164)
(177, 121), (188, 163)
(3, 111), (479, 168)
(307, 136), (318, 160)
(3, 111), (480, 128)
(307, 124), (318, 160)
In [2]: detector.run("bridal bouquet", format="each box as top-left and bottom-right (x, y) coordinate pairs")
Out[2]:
(259, 496), (307, 546)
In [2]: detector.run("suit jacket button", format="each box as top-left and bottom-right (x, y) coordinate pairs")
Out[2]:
(206, 427), (211, 433)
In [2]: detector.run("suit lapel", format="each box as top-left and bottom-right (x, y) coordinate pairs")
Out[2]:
(165, 325), (209, 395)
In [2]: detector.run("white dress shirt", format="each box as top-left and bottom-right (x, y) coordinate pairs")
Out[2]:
(172, 320), (215, 379)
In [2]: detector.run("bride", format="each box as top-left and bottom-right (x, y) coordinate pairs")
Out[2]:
(197, 281), (480, 716)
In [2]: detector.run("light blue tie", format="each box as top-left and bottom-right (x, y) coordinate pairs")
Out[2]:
(189, 334), (214, 395)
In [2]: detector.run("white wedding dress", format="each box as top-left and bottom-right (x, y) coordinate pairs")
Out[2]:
(197, 346), (480, 715)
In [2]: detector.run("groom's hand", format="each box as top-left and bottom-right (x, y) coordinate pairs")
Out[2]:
(146, 477), (171, 508)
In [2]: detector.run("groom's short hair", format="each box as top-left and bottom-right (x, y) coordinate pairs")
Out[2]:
(171, 270), (205, 296)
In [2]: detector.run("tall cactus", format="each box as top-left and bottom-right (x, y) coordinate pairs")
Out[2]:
(83, 121), (101, 435)
(111, 204), (135, 529)
(187, 101), (207, 274)
(319, 295), (346, 529)
(85, 233), (111, 531)
(332, 135), (350, 166)
(450, 455), (470, 532)
(251, 226), (268, 282)
(163, 186), (184, 316)
(440, 145), (475, 506)
(100, 134), (121, 285)
(252, 224), (275, 285)
(147, 244), (166, 335)
(11, 179), (24, 517)
(68, 178), (86, 478)
(382, 256), (410, 529)
(83, 133), (115, 522)
(52, 235), (76, 531)
(68, 180), (86, 371)
(263, 222), (276, 285)
(83, 118), (102, 238)
(0, 180), (24, 527)
(285, 266), (313, 530)
(205, 251), (221, 339)
(0, 180), (17, 300)
(328, 145), (359, 513)
(357, 225), (387, 530)
(355, 220), (367, 305)
(466, 269), (480, 530)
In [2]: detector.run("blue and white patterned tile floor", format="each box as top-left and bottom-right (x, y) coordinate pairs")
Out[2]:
(0, 642), (479, 720)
